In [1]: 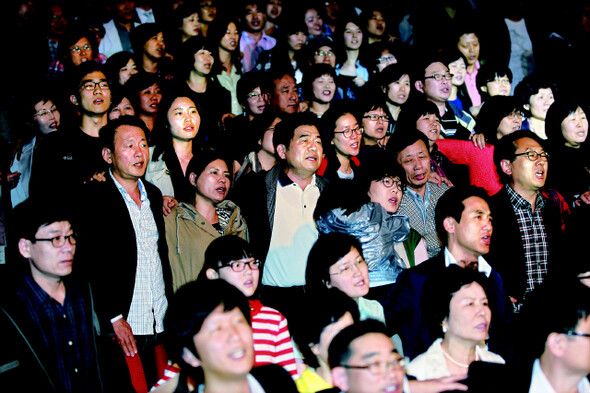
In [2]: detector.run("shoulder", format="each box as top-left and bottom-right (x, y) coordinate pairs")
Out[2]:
(250, 364), (298, 392)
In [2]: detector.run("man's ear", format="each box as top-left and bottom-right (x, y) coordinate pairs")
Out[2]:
(188, 172), (198, 186)
(331, 367), (350, 392)
(206, 268), (219, 280)
(546, 332), (567, 357)
(276, 144), (287, 160)
(181, 347), (201, 368)
(500, 159), (512, 176)
(102, 148), (113, 164)
(415, 80), (425, 94)
(70, 94), (79, 106)
(18, 239), (32, 259)
(443, 217), (456, 234)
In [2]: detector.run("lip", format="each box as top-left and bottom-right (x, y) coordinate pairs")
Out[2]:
(413, 172), (426, 181)
(354, 279), (367, 287)
(383, 383), (401, 393)
(93, 98), (104, 105)
(481, 235), (490, 245)
(475, 322), (488, 331)
(229, 348), (246, 360)
(50, 122), (58, 129)
(535, 169), (545, 179)
(216, 186), (227, 194)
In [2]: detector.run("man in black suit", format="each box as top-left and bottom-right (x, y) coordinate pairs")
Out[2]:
(75, 116), (172, 389)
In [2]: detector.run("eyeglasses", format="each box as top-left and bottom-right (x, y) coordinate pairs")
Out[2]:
(341, 357), (408, 376)
(220, 259), (261, 272)
(71, 44), (91, 53)
(247, 91), (264, 101)
(329, 259), (366, 276)
(424, 73), (453, 81)
(377, 55), (395, 64)
(565, 331), (590, 338)
(34, 234), (76, 248)
(80, 81), (110, 91)
(506, 111), (524, 120)
(34, 107), (59, 118)
(315, 50), (335, 57)
(380, 177), (403, 190)
(334, 125), (363, 139)
(513, 150), (550, 161)
(363, 114), (390, 122)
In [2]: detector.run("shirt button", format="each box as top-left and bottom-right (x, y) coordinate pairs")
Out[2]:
(68, 341), (73, 346)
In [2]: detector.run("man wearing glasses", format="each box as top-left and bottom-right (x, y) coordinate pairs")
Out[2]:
(414, 55), (475, 140)
(490, 130), (565, 312)
(0, 199), (103, 391)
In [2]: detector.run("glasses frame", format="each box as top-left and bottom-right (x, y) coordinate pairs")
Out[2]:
(341, 357), (408, 376)
(565, 331), (590, 338)
(33, 234), (77, 248)
(80, 81), (110, 91)
(363, 114), (390, 122)
(334, 126), (363, 139)
(380, 176), (403, 191)
(220, 259), (261, 272)
(424, 73), (454, 81)
(513, 151), (550, 161)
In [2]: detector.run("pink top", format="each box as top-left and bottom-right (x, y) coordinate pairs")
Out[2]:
(464, 61), (481, 107)
(436, 139), (502, 196)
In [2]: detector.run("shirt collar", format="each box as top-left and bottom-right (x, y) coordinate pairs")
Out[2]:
(277, 168), (317, 189)
(505, 184), (545, 210)
(444, 248), (492, 277)
(109, 169), (148, 202)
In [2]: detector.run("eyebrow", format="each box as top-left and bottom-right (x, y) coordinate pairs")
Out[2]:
(361, 349), (399, 360)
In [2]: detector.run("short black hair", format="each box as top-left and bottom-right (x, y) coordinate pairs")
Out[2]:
(126, 71), (161, 111)
(185, 147), (232, 187)
(200, 235), (254, 276)
(475, 95), (521, 145)
(105, 51), (136, 86)
(493, 130), (545, 184)
(385, 128), (430, 160)
(476, 64), (513, 99)
(68, 61), (108, 97)
(303, 63), (337, 102)
(272, 112), (319, 160)
(379, 62), (411, 89)
(130, 23), (164, 56)
(395, 97), (439, 136)
(545, 98), (586, 147)
(435, 185), (490, 246)
(237, 71), (272, 108)
(99, 115), (149, 152)
(164, 279), (251, 364)
(327, 319), (391, 369)
(513, 73), (558, 117)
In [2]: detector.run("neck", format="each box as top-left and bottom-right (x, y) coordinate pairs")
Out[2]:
(246, 30), (263, 43)
(118, 20), (134, 31)
(368, 36), (380, 45)
(288, 49), (296, 63)
(219, 47), (233, 70)
(202, 375), (251, 393)
(80, 113), (108, 137)
(172, 139), (193, 174)
(432, 100), (447, 117)
(362, 136), (378, 146)
(336, 151), (353, 174)
(441, 336), (477, 367)
(256, 149), (275, 171)
(410, 183), (427, 198)
(528, 117), (546, 139)
(285, 167), (313, 190)
(449, 85), (458, 100)
(30, 269), (66, 305)
(143, 55), (159, 74)
(446, 244), (480, 268)
(345, 49), (359, 64)
(188, 72), (208, 92)
(510, 183), (539, 209)
(387, 102), (402, 120)
(195, 196), (218, 224)
(113, 173), (142, 206)
(315, 358), (333, 386)
(139, 112), (156, 131)
(467, 63), (476, 73)
(310, 101), (330, 117)
(539, 353), (584, 393)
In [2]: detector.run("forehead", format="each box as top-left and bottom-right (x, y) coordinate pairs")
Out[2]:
(350, 332), (394, 356)
(170, 96), (196, 107)
(72, 37), (91, 45)
(425, 62), (448, 75)
(292, 124), (319, 139)
(461, 196), (490, 215)
(514, 137), (542, 151)
(35, 99), (54, 109)
(459, 33), (478, 43)
(333, 247), (361, 265)
(399, 139), (429, 156)
(532, 88), (553, 97)
(451, 282), (485, 300)
(82, 71), (107, 82)
(275, 74), (295, 88)
(114, 125), (146, 141)
(36, 220), (72, 235)
(318, 45), (333, 52)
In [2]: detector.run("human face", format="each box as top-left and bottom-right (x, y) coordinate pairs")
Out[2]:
(496, 110), (523, 140)
(386, 74), (410, 105)
(504, 137), (548, 194)
(445, 282), (491, 345)
(362, 107), (389, 142)
(217, 257), (260, 297)
(192, 305), (254, 379)
(448, 58), (466, 86)
(69, 37), (93, 66)
(396, 140), (431, 191)
(312, 74), (336, 104)
(138, 83), (162, 115)
(246, 87), (267, 115)
(457, 33), (480, 67)
(332, 113), (361, 158)
(305, 8), (323, 36)
(343, 22), (363, 50)
(199, 0), (217, 23)
(194, 159), (230, 205)
(220, 22), (239, 52)
(526, 88), (554, 120)
(167, 97), (200, 142)
(266, 0), (282, 22)
(20, 221), (75, 280)
(483, 74), (511, 96)
(144, 31), (165, 59)
(327, 247), (370, 299)
(561, 107), (588, 148)
(33, 100), (60, 134)
(335, 333), (405, 393)
(259, 117), (280, 154)
(451, 196), (493, 258)
(114, 0), (136, 23)
(416, 113), (441, 146)
(108, 97), (135, 120)
(193, 47), (214, 75)
(278, 125), (323, 178)
(314, 46), (336, 67)
(119, 58), (138, 85)
(181, 12), (201, 40)
(367, 11), (385, 37)
(76, 71), (111, 115)
(272, 74), (299, 114)
(49, 4), (68, 36)
(288, 31), (307, 51)
(562, 315), (590, 375)
(376, 50), (397, 72)
(244, 4), (265, 32)
(314, 311), (354, 364)
(368, 176), (402, 214)
(107, 125), (149, 182)
(419, 62), (451, 103)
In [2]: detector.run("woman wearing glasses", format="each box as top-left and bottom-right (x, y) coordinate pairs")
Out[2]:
(357, 96), (393, 166)
(197, 235), (299, 378)
(314, 157), (428, 303)
(406, 266), (505, 381)
(164, 148), (248, 292)
(317, 105), (362, 181)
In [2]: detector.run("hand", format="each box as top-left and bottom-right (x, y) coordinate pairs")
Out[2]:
(408, 375), (468, 393)
(6, 171), (21, 189)
(428, 172), (453, 188)
(11, 138), (25, 165)
(112, 318), (137, 357)
(84, 171), (106, 183)
(577, 191), (590, 205)
(162, 196), (178, 216)
(298, 100), (309, 113)
(353, 76), (367, 87)
(469, 133), (486, 149)
(377, 135), (390, 148)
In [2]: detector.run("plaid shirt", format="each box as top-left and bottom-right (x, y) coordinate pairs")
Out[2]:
(17, 275), (97, 392)
(505, 185), (549, 296)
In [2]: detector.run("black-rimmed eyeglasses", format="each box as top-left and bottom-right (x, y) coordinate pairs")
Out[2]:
(220, 259), (261, 272)
(34, 234), (77, 248)
(341, 357), (408, 376)
(514, 151), (549, 161)
(334, 126), (363, 139)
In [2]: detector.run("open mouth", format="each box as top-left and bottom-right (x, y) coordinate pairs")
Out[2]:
(216, 186), (227, 193)
(535, 169), (545, 179)
(230, 348), (246, 360)
(383, 384), (401, 393)
(93, 98), (104, 105)
(481, 235), (490, 245)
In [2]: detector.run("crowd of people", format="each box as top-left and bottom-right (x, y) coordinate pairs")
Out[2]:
(1, 0), (590, 392)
